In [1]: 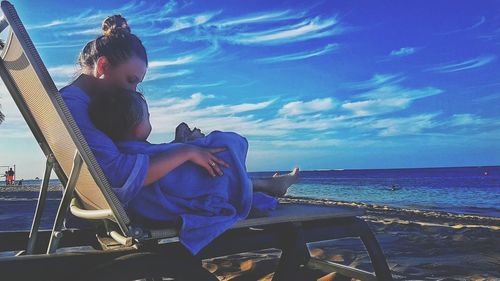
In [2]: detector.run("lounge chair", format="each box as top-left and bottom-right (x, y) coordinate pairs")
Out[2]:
(0, 1), (393, 280)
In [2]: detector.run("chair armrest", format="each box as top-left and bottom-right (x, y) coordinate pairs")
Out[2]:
(70, 198), (115, 220)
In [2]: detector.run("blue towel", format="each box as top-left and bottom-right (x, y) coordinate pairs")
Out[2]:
(119, 131), (278, 254)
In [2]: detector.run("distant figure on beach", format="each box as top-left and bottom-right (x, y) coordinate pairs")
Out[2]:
(6, 168), (14, 185)
(61, 15), (299, 256)
(18, 179), (23, 186)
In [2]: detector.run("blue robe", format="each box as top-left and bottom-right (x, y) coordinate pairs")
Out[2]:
(120, 132), (277, 254)
(61, 85), (277, 254)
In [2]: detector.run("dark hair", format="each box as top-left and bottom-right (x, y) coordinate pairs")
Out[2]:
(78, 15), (148, 70)
(89, 88), (147, 141)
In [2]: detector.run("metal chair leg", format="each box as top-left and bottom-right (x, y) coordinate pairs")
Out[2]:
(27, 154), (54, 254)
(47, 151), (83, 254)
(273, 223), (312, 281)
(354, 218), (394, 281)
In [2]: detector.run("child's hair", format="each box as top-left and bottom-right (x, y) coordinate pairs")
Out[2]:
(78, 15), (148, 70)
(88, 88), (147, 141)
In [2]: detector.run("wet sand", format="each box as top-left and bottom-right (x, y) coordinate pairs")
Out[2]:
(203, 197), (500, 281)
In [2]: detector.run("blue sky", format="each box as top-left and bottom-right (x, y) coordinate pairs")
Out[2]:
(0, 0), (499, 179)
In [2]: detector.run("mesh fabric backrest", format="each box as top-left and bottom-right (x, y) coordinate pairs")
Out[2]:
(1, 30), (112, 210)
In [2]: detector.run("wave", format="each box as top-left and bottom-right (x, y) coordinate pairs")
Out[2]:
(282, 196), (500, 230)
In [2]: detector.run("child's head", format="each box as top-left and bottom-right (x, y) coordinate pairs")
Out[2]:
(89, 88), (151, 141)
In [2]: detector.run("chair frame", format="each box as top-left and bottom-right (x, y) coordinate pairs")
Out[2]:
(0, 1), (394, 280)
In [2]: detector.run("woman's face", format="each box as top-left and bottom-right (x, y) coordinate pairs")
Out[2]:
(102, 56), (147, 91)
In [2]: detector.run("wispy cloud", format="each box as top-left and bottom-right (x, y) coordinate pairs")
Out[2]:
(144, 69), (193, 82)
(210, 10), (303, 28)
(342, 85), (442, 117)
(390, 47), (417, 57)
(279, 98), (334, 116)
(474, 93), (500, 102)
(440, 16), (486, 35)
(47, 64), (79, 77)
(227, 16), (342, 45)
(159, 11), (221, 34)
(0, 86), (32, 138)
(149, 43), (220, 68)
(345, 74), (404, 90)
(447, 114), (487, 126)
(257, 43), (338, 63)
(170, 81), (226, 90)
(370, 113), (439, 136)
(427, 55), (496, 73)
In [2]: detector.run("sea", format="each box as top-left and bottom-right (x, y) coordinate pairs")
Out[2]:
(0, 166), (499, 232)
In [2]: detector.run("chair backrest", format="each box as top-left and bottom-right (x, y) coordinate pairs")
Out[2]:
(0, 1), (130, 234)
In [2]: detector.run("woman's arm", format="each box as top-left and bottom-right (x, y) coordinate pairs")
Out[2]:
(144, 144), (229, 186)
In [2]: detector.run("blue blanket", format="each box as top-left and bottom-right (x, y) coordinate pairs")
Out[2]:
(119, 131), (278, 254)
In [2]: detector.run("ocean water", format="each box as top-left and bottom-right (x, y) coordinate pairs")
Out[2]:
(252, 166), (500, 218)
(0, 166), (498, 231)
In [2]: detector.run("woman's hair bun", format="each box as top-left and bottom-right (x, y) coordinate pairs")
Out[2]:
(102, 15), (131, 36)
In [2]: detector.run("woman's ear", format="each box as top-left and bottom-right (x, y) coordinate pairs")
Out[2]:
(95, 56), (110, 79)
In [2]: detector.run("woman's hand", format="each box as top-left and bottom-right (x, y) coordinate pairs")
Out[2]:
(187, 145), (230, 177)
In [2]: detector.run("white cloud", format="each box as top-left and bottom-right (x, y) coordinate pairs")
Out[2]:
(279, 98), (334, 116)
(144, 69), (193, 82)
(427, 55), (496, 73)
(149, 56), (195, 68)
(252, 138), (343, 148)
(160, 11), (221, 34)
(342, 98), (409, 117)
(342, 85), (442, 117)
(440, 16), (486, 35)
(171, 81), (226, 90)
(209, 100), (275, 114)
(370, 113), (439, 136)
(475, 93), (500, 102)
(447, 114), (487, 127)
(257, 43), (338, 63)
(211, 10), (303, 28)
(228, 16), (342, 45)
(47, 64), (79, 78)
(345, 73), (404, 90)
(390, 47), (417, 57)
(149, 43), (219, 68)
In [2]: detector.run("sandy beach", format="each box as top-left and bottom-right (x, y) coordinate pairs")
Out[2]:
(2, 186), (499, 280)
(203, 197), (500, 280)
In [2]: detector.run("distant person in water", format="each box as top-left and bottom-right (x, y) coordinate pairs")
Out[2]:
(389, 184), (400, 191)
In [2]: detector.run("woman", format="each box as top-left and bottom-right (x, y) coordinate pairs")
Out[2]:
(61, 15), (298, 254)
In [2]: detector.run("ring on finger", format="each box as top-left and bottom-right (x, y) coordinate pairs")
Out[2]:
(209, 161), (216, 167)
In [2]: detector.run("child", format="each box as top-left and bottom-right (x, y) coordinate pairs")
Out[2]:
(88, 88), (278, 254)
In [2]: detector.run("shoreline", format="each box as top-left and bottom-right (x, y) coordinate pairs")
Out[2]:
(2, 185), (498, 220)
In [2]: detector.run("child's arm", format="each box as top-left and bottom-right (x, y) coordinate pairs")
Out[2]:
(144, 144), (229, 186)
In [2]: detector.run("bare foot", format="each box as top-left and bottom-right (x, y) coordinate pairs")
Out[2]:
(253, 167), (299, 197)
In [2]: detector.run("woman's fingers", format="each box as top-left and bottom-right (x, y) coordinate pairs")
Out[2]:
(205, 161), (217, 177)
(209, 160), (224, 176)
(212, 156), (229, 168)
